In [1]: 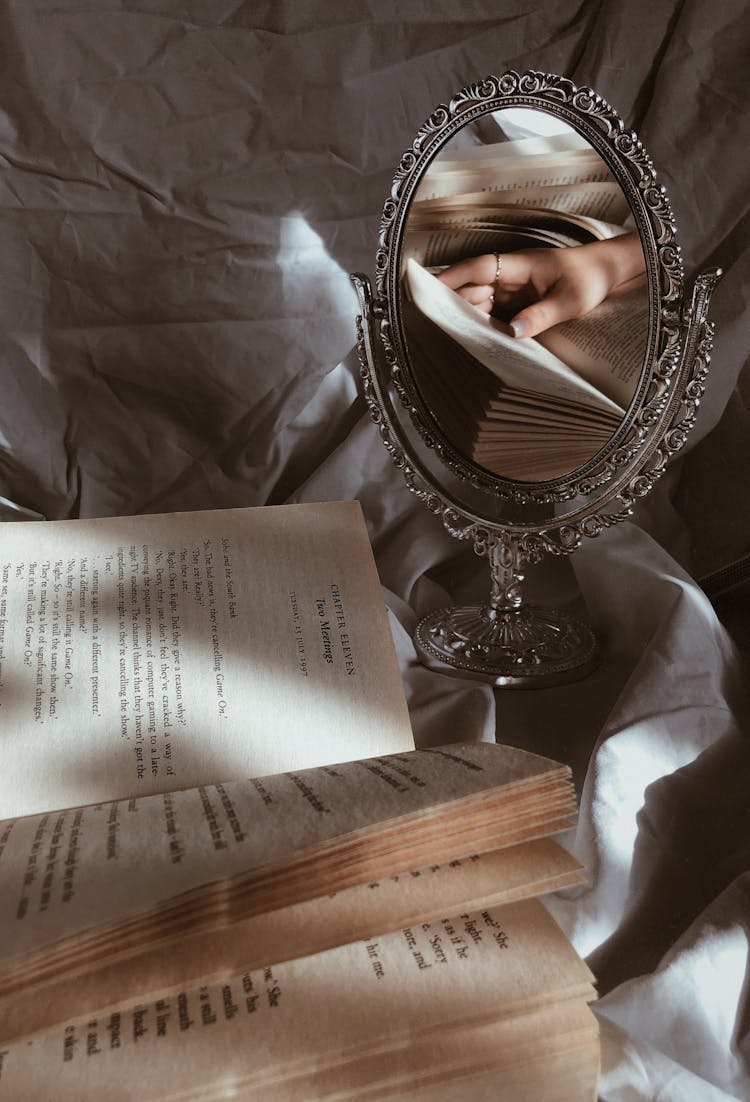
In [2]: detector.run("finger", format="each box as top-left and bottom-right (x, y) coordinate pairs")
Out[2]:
(492, 251), (539, 290)
(476, 296), (494, 314)
(509, 281), (580, 338)
(456, 283), (494, 306)
(437, 254), (497, 290)
(438, 251), (540, 294)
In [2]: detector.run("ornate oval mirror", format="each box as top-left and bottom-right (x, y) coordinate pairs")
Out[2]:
(352, 72), (721, 687)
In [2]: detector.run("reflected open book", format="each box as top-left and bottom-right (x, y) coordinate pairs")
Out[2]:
(404, 260), (647, 481)
(401, 134), (648, 481)
(0, 502), (598, 1099)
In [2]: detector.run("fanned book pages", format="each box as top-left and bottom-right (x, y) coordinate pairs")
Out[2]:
(403, 137), (631, 271)
(0, 744), (597, 1099)
(0, 902), (599, 1101)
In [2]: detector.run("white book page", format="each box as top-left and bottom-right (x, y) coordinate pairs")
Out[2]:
(0, 503), (413, 818)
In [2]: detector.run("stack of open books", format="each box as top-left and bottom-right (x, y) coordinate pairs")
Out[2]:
(0, 502), (598, 1098)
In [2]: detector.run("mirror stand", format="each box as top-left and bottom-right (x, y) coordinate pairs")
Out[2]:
(353, 262), (721, 689)
(414, 538), (598, 687)
(350, 69), (724, 691)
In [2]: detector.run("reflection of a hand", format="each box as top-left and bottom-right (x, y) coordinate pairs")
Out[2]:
(437, 232), (644, 339)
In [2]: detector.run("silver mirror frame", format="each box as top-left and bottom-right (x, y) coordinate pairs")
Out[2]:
(352, 71), (722, 687)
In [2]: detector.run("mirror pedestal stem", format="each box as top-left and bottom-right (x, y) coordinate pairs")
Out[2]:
(488, 541), (524, 613)
(414, 538), (598, 689)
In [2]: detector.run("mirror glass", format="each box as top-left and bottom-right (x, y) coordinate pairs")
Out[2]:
(399, 107), (649, 483)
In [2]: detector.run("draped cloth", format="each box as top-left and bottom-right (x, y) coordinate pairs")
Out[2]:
(0, 3), (748, 1097)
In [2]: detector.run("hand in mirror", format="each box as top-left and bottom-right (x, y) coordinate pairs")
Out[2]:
(398, 105), (653, 485)
(436, 232), (645, 339)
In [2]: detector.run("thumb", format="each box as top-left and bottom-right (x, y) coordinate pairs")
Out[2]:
(509, 282), (578, 339)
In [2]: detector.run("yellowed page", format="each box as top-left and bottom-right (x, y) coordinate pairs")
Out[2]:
(375, 1042), (600, 1102)
(256, 1003), (598, 1101)
(402, 224), (582, 269)
(0, 744), (572, 978)
(485, 392), (620, 428)
(0, 501), (413, 818)
(401, 207), (625, 272)
(537, 279), (650, 407)
(0, 899), (595, 1099)
(191, 1002), (598, 1100)
(0, 840), (584, 1043)
(411, 312), (620, 435)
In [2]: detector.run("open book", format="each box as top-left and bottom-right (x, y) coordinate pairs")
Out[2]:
(0, 502), (413, 819)
(405, 130), (632, 264)
(404, 260), (647, 480)
(401, 133), (648, 480)
(0, 503), (598, 1099)
(0, 744), (598, 1099)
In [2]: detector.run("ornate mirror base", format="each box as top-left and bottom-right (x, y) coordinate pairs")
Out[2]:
(414, 604), (598, 689)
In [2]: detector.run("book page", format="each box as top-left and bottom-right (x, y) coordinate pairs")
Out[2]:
(431, 131), (592, 166)
(536, 279), (649, 407)
(0, 840), (584, 1043)
(410, 181), (630, 224)
(0, 502), (413, 819)
(403, 196), (627, 269)
(0, 744), (571, 972)
(413, 147), (614, 201)
(0, 899), (595, 1099)
(250, 1003), (599, 1101)
(395, 1042), (600, 1102)
(407, 304), (620, 433)
(402, 225), (583, 269)
(404, 260), (624, 415)
(400, 297), (617, 480)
